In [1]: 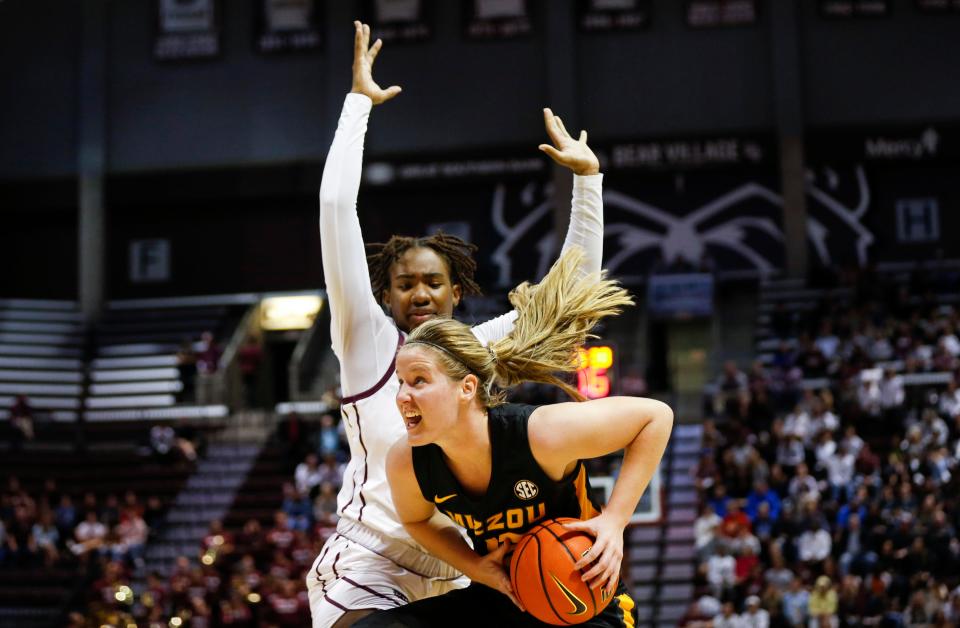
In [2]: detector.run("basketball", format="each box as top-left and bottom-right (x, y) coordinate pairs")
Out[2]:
(509, 518), (617, 625)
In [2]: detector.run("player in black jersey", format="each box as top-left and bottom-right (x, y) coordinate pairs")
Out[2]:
(355, 249), (673, 628)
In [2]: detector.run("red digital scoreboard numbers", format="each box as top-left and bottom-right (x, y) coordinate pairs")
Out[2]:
(577, 345), (614, 399)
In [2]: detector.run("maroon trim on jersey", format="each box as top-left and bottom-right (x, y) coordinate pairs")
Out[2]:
(340, 330), (405, 404)
(323, 594), (350, 612)
(339, 409), (360, 515)
(355, 405), (369, 522)
(314, 541), (333, 587)
(332, 551), (341, 579)
(342, 576), (406, 606)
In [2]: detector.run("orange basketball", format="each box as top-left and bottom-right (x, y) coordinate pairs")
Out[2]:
(509, 517), (617, 625)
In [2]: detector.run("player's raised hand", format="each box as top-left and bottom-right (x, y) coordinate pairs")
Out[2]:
(538, 108), (600, 176)
(351, 20), (402, 105)
(565, 514), (624, 600)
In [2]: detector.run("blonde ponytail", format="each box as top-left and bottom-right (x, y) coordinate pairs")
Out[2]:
(403, 247), (632, 406)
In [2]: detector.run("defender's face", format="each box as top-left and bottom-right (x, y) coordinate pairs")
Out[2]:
(383, 247), (462, 333)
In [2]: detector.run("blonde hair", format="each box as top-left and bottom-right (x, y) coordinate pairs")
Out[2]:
(402, 248), (633, 406)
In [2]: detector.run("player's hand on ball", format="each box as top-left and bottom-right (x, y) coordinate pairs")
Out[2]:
(565, 513), (624, 599)
(473, 540), (525, 611)
(351, 21), (402, 105)
(538, 108), (600, 176)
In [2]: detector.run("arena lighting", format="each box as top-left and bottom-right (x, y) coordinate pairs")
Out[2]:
(247, 592), (262, 604)
(577, 345), (615, 399)
(260, 295), (323, 330)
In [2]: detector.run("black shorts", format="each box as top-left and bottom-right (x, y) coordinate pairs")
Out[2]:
(353, 582), (636, 628)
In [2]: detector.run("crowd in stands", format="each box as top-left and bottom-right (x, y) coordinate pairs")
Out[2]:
(684, 268), (960, 627)
(1, 477), (158, 573)
(72, 409), (347, 627)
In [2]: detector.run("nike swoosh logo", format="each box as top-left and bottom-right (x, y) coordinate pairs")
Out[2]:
(550, 573), (588, 616)
(433, 494), (457, 504)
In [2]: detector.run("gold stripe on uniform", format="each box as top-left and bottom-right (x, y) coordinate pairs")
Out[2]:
(615, 593), (636, 628)
(573, 465), (601, 520)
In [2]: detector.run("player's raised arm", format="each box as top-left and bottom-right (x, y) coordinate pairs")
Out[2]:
(472, 111), (603, 347)
(318, 21), (402, 395)
(528, 397), (674, 597)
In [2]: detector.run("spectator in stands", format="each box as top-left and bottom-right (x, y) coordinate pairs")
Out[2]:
(72, 510), (107, 557)
(294, 453), (322, 498)
(175, 339), (197, 403)
(238, 335), (263, 408)
(695, 502), (721, 560)
(797, 520), (832, 567)
(54, 493), (77, 540)
(706, 545), (736, 598)
(822, 442), (856, 503)
(313, 481), (339, 530)
(115, 506), (148, 569)
(317, 453), (344, 491)
(781, 577), (810, 627)
(788, 463), (820, 505)
(808, 575), (838, 627)
(714, 361), (750, 419)
(150, 423), (177, 458)
(938, 377), (960, 419)
(195, 331), (222, 405)
(281, 482), (312, 532)
(267, 578), (310, 627)
(266, 511), (295, 553)
(740, 595), (769, 628)
(745, 479), (781, 523)
(9, 394), (34, 450)
(315, 413), (341, 461)
(711, 600), (743, 628)
(32, 510), (60, 567)
(220, 591), (254, 626)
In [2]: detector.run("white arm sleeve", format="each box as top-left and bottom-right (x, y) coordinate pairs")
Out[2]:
(471, 173), (604, 345)
(319, 93), (399, 396)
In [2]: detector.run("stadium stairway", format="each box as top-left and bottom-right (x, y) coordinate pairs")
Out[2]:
(86, 298), (246, 420)
(627, 422), (701, 628)
(141, 411), (272, 577)
(0, 299), (84, 428)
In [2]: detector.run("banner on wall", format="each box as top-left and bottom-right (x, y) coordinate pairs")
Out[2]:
(463, 0), (532, 40)
(361, 134), (784, 287)
(686, 0), (758, 28)
(805, 125), (960, 267)
(154, 0), (221, 61)
(819, 0), (890, 18)
(577, 0), (651, 32)
(366, 0), (433, 43)
(255, 0), (323, 53)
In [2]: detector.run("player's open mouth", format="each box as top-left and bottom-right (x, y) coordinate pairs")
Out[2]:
(403, 410), (422, 429)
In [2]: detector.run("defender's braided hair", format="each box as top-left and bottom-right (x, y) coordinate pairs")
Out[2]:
(367, 232), (483, 301)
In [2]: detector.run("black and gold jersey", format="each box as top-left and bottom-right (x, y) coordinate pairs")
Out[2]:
(411, 403), (602, 556)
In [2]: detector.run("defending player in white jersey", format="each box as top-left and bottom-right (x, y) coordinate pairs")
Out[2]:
(308, 21), (605, 628)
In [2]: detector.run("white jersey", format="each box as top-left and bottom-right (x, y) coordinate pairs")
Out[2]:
(317, 93), (604, 576)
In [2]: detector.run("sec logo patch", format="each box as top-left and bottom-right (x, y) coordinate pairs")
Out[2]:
(514, 480), (539, 500)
